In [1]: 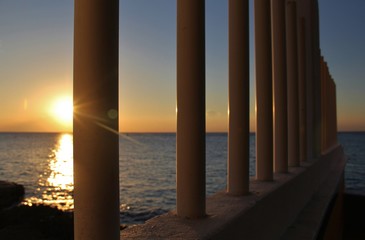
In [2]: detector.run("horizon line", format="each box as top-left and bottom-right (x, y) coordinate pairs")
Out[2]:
(1, 131), (365, 134)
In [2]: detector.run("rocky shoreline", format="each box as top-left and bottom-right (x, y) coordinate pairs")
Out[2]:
(0, 181), (24, 210)
(0, 181), (74, 240)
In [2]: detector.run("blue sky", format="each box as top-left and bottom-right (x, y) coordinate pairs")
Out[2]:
(0, 0), (364, 132)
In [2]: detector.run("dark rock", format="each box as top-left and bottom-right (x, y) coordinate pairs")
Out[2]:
(343, 192), (365, 239)
(0, 182), (73, 239)
(0, 181), (25, 210)
(0, 204), (74, 240)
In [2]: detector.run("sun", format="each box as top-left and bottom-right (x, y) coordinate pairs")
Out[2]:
(51, 96), (73, 126)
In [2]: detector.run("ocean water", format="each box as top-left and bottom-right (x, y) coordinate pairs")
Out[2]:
(338, 132), (365, 193)
(0, 132), (363, 225)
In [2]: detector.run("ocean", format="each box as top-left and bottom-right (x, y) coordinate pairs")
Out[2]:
(0, 132), (363, 225)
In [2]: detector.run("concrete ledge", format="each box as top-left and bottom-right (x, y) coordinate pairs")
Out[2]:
(282, 146), (346, 239)
(121, 145), (346, 239)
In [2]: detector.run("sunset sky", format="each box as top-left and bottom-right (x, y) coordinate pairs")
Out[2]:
(0, 0), (364, 133)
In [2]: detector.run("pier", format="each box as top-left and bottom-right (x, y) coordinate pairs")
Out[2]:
(72, 0), (345, 239)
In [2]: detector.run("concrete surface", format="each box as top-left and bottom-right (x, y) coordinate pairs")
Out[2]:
(121, 145), (346, 239)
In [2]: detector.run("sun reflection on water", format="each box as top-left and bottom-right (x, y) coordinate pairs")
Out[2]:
(47, 134), (73, 190)
(23, 133), (74, 211)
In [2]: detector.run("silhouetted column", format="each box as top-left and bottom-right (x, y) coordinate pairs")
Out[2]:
(327, 67), (331, 147)
(176, 0), (206, 218)
(311, 0), (322, 158)
(271, 0), (288, 173)
(331, 79), (338, 146)
(298, 18), (307, 162)
(286, 0), (300, 167)
(228, 0), (250, 195)
(328, 74), (335, 147)
(304, 4), (315, 161)
(333, 81), (338, 144)
(254, 0), (273, 181)
(73, 0), (120, 239)
(320, 57), (327, 151)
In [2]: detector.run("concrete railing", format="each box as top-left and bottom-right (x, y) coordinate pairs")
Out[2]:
(121, 145), (345, 239)
(72, 0), (344, 239)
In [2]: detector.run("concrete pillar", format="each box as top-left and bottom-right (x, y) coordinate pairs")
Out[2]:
(311, 0), (322, 158)
(328, 78), (335, 147)
(228, 0), (250, 195)
(254, 0), (273, 181)
(332, 79), (338, 145)
(298, 18), (307, 162)
(326, 70), (333, 149)
(271, 0), (288, 173)
(320, 57), (327, 151)
(304, 3), (315, 161)
(332, 79), (338, 144)
(286, 0), (300, 167)
(176, 0), (206, 218)
(73, 0), (120, 239)
(328, 77), (332, 148)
